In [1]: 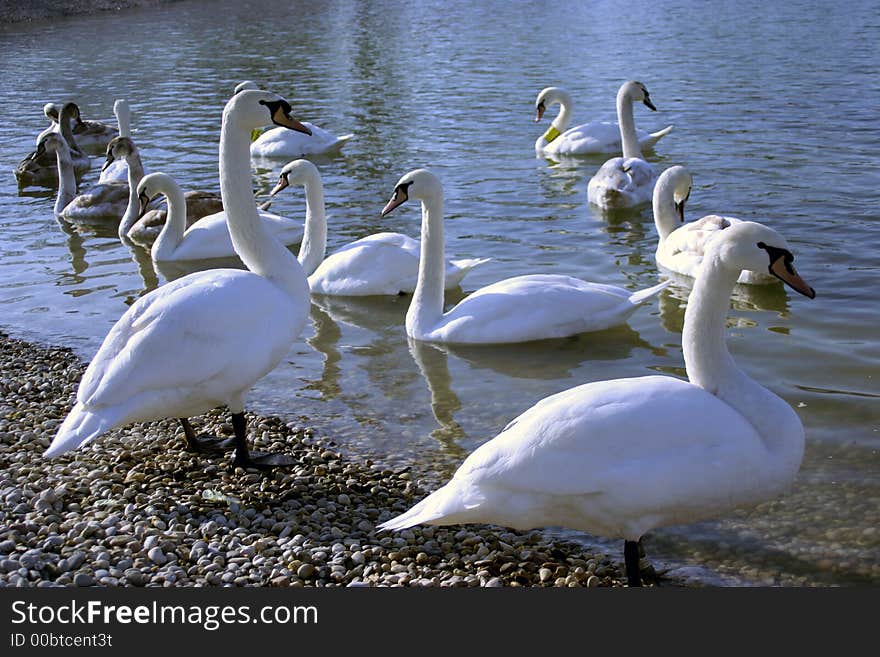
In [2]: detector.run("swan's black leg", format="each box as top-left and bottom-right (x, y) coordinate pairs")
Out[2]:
(230, 412), (297, 470)
(624, 540), (642, 587)
(179, 418), (235, 453)
(638, 539), (659, 586)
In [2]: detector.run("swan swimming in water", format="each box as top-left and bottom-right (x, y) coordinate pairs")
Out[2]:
(16, 102), (90, 188)
(235, 81), (354, 158)
(652, 165), (776, 285)
(46, 89), (314, 470)
(265, 159), (489, 296)
(587, 81), (663, 209)
(380, 220), (816, 586)
(534, 85), (672, 157)
(381, 168), (670, 344)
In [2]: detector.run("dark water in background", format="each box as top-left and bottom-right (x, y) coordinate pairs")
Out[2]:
(0, 0), (877, 585)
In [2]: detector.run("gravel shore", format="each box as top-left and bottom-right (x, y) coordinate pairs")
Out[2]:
(0, 330), (655, 588)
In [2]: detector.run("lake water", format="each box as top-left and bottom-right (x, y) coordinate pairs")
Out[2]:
(0, 0), (877, 586)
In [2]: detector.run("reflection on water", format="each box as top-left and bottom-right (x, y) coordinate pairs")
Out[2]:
(0, 0), (877, 586)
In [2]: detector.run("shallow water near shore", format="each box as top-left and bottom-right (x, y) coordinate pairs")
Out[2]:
(0, 0), (877, 586)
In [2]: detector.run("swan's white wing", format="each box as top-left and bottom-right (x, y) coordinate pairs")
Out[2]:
(426, 275), (636, 343)
(588, 157), (656, 208)
(250, 122), (353, 157)
(160, 210), (302, 261)
(97, 159), (129, 184)
(552, 121), (623, 154)
(61, 182), (129, 220)
(79, 270), (296, 413)
(309, 234), (422, 295)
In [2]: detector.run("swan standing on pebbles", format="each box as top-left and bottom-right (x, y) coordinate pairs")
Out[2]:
(16, 102), (91, 187)
(266, 160), (489, 296)
(140, 171), (303, 264)
(46, 90), (314, 470)
(380, 221), (816, 586)
(534, 86), (672, 157)
(653, 166), (776, 285)
(587, 81), (663, 209)
(235, 81), (354, 158)
(381, 169), (669, 344)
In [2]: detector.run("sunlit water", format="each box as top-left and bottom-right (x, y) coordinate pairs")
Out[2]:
(0, 0), (877, 586)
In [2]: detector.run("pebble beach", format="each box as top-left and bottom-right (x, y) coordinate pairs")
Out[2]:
(0, 330), (653, 588)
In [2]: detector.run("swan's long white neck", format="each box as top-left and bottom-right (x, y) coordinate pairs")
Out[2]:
(219, 109), (308, 299)
(296, 171), (327, 276)
(408, 189), (446, 336)
(537, 89), (573, 149)
(118, 150), (146, 243)
(115, 101), (131, 138)
(150, 177), (187, 261)
(53, 146), (76, 215)
(683, 254), (805, 468)
(652, 173), (681, 243)
(616, 88), (642, 159)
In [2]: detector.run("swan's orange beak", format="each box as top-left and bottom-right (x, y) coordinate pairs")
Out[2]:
(381, 185), (409, 217)
(535, 101), (546, 123)
(269, 174), (289, 197)
(770, 257), (815, 299)
(271, 106), (311, 135)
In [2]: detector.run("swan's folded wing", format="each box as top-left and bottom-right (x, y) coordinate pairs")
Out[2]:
(311, 237), (421, 294)
(665, 214), (741, 258)
(455, 375), (764, 497)
(78, 272), (285, 408)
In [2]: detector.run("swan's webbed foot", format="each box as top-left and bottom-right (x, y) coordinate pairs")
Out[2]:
(232, 450), (298, 470)
(228, 412), (296, 471)
(180, 418), (235, 453)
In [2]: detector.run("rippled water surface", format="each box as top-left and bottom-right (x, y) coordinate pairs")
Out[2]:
(1, 0), (877, 585)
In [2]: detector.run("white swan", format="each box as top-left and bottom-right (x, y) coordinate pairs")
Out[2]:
(653, 166), (776, 285)
(381, 169), (669, 344)
(97, 100), (132, 184)
(46, 89), (313, 470)
(16, 102), (90, 188)
(235, 81), (354, 158)
(141, 170), (303, 263)
(534, 86), (672, 157)
(587, 81), (661, 209)
(265, 160), (490, 296)
(379, 220), (816, 586)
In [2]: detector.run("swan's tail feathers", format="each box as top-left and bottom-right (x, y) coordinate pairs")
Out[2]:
(377, 483), (470, 532)
(450, 257), (491, 273)
(644, 125), (674, 149)
(334, 134), (355, 149)
(44, 404), (114, 458)
(628, 279), (671, 306)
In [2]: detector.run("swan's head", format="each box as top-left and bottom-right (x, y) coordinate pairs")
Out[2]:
(62, 102), (85, 125)
(534, 87), (568, 123)
(620, 81), (657, 111)
(137, 172), (179, 220)
(103, 136), (136, 171)
(270, 159), (321, 196)
(656, 166), (693, 222)
(710, 222), (815, 298)
(43, 102), (61, 122)
(223, 90), (312, 135)
(234, 80), (260, 95)
(113, 98), (130, 119)
(381, 169), (442, 216)
(35, 132), (69, 159)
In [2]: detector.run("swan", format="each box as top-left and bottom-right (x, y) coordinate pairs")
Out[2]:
(16, 102), (90, 188)
(587, 81), (662, 209)
(126, 191), (224, 249)
(97, 100), (132, 184)
(534, 86), (672, 157)
(46, 89), (314, 470)
(35, 133), (79, 215)
(265, 159), (490, 296)
(653, 166), (776, 285)
(141, 170), (303, 264)
(67, 102), (118, 152)
(235, 81), (354, 158)
(379, 220), (816, 586)
(381, 169), (669, 344)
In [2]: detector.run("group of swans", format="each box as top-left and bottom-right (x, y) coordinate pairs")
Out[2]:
(536, 80), (670, 210)
(40, 83), (817, 587)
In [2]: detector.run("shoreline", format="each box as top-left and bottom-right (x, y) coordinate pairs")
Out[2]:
(0, 0), (180, 24)
(0, 329), (671, 588)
